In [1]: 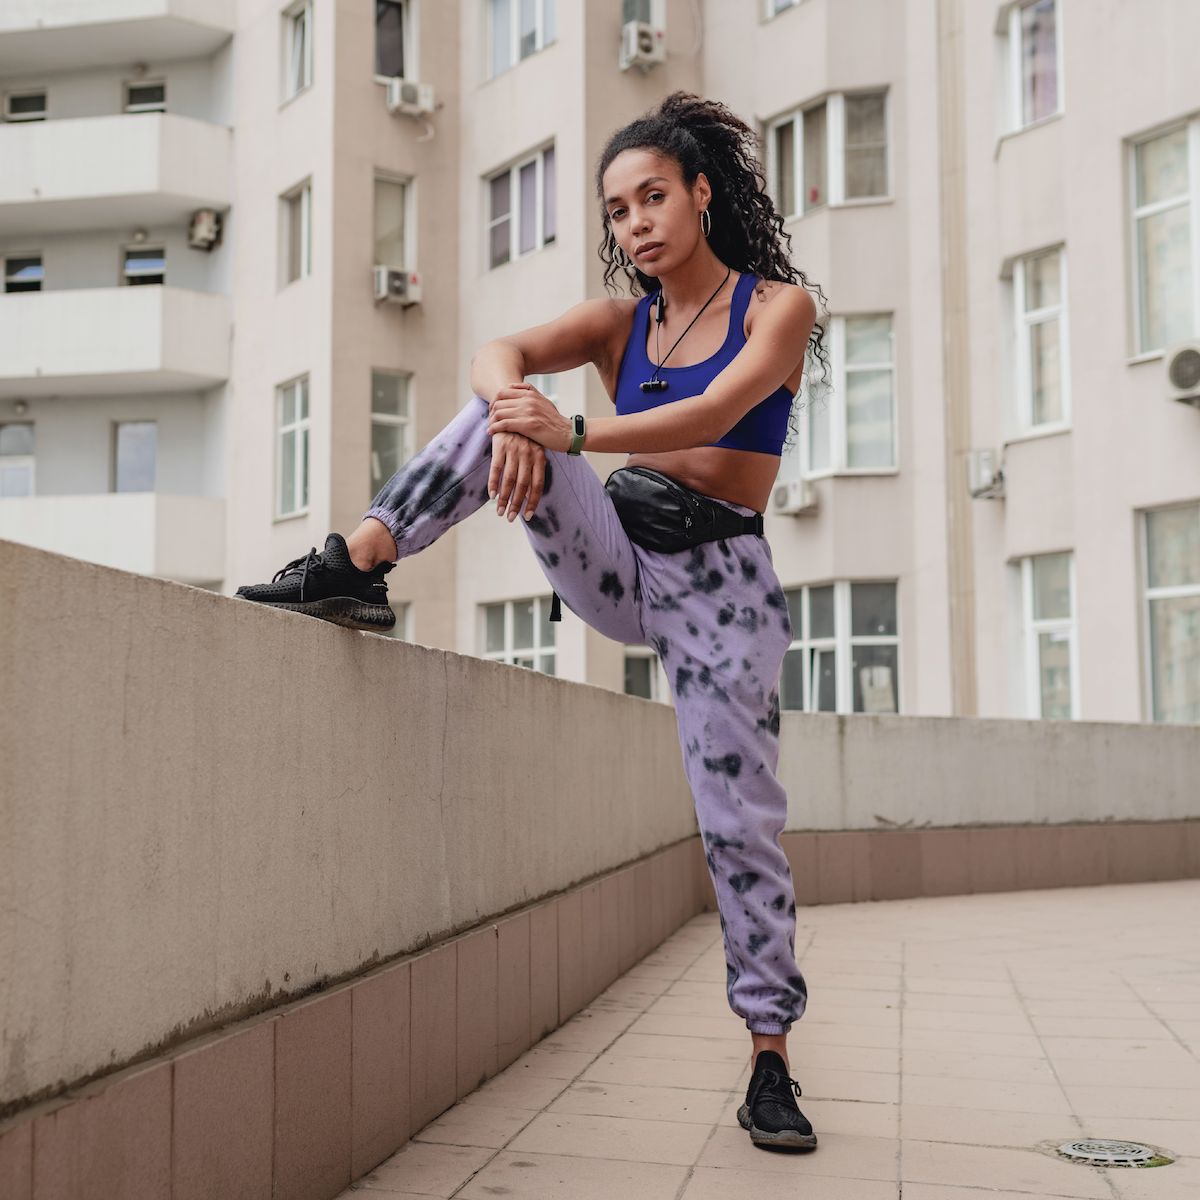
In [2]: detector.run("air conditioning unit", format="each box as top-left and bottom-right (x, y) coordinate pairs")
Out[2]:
(187, 209), (222, 251)
(373, 266), (422, 306)
(771, 478), (818, 516)
(386, 78), (434, 118)
(620, 20), (666, 71)
(1164, 339), (1200, 408)
(967, 448), (1005, 499)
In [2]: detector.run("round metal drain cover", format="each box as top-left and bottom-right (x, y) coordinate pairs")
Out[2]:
(1058, 1140), (1158, 1166)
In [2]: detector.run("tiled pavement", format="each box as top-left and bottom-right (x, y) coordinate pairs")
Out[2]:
(340, 879), (1200, 1199)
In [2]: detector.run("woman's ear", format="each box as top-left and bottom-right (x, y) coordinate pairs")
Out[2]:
(693, 171), (713, 215)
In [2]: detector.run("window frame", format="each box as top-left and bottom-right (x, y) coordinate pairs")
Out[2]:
(1141, 502), (1200, 724)
(623, 644), (671, 703)
(369, 369), (413, 499)
(798, 313), (898, 478)
(111, 420), (158, 494)
(1012, 245), (1071, 435)
(281, 181), (313, 285)
(373, 173), (416, 273)
(0, 421), (36, 498)
(487, 0), (557, 80)
(374, 0), (416, 83)
(780, 580), (902, 714)
(1002, 0), (1064, 136)
(485, 144), (556, 270)
(4, 253), (43, 293)
(3, 90), (47, 122)
(1129, 118), (1200, 356)
(121, 244), (166, 286)
(1018, 551), (1080, 720)
(767, 89), (892, 220)
(123, 80), (166, 113)
(479, 596), (557, 675)
(764, 0), (802, 18)
(283, 0), (314, 102)
(276, 375), (311, 520)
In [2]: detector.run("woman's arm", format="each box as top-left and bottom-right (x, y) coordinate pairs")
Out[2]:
(487, 285), (816, 454)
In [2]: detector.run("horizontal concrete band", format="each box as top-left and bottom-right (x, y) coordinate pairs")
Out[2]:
(0, 839), (710, 1200)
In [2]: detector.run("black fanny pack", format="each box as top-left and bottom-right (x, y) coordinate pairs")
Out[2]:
(604, 466), (764, 554)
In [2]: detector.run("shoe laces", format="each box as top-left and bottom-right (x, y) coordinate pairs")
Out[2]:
(274, 547), (326, 601)
(747, 1066), (802, 1113)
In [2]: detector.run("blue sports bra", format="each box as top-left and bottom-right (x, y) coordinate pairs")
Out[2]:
(613, 272), (794, 457)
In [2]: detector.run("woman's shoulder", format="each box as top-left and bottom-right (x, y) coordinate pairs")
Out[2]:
(743, 277), (816, 334)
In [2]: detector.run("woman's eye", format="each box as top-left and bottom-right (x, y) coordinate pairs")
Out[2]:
(648, 192), (664, 202)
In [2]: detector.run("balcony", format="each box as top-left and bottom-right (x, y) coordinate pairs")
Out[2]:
(0, 0), (234, 73)
(0, 492), (225, 583)
(0, 285), (229, 396)
(0, 113), (231, 236)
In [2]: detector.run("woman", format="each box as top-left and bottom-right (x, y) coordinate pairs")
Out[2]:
(238, 93), (825, 1151)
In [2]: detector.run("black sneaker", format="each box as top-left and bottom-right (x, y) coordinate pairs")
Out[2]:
(737, 1051), (817, 1151)
(235, 533), (396, 632)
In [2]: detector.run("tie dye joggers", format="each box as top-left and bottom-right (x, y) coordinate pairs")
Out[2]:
(365, 397), (807, 1035)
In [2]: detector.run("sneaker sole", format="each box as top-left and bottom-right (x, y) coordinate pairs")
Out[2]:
(254, 597), (396, 632)
(737, 1104), (818, 1151)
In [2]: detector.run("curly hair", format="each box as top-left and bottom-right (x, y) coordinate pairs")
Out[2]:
(595, 91), (829, 395)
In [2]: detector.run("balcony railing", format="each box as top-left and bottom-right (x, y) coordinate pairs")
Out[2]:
(0, 113), (231, 236)
(0, 285), (229, 396)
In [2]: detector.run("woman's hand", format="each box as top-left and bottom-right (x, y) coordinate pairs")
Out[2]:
(487, 383), (573, 453)
(488, 431), (547, 522)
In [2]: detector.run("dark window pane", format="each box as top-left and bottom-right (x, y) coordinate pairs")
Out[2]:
(126, 83), (165, 109)
(774, 120), (795, 216)
(485, 604), (506, 653)
(1149, 595), (1200, 723)
(780, 648), (805, 710)
(625, 656), (653, 699)
(489, 173), (511, 268)
(0, 423), (34, 456)
(375, 0), (405, 77)
(784, 588), (802, 643)
(623, 0), (651, 22)
(519, 0), (537, 58)
(809, 584), (835, 639)
(370, 420), (404, 492)
(371, 372), (408, 417)
(491, 0), (511, 75)
(852, 644), (898, 713)
(844, 93), (887, 199)
(519, 160), (537, 254)
(814, 649), (837, 711)
(539, 597), (555, 648)
(513, 599), (534, 650)
(8, 93), (45, 117)
(1021, 0), (1057, 124)
(851, 582), (896, 637)
(803, 103), (827, 210)
(5, 255), (42, 292)
(114, 422), (156, 493)
(124, 247), (165, 285)
(542, 147), (556, 242)
(1147, 504), (1200, 589)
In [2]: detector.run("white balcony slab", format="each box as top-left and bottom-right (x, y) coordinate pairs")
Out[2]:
(0, 1), (233, 72)
(0, 113), (231, 236)
(0, 492), (225, 583)
(0, 286), (229, 396)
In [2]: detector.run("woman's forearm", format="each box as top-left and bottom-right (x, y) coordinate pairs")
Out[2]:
(582, 396), (728, 454)
(470, 338), (526, 404)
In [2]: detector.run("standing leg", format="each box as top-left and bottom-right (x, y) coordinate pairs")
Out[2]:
(641, 533), (806, 1034)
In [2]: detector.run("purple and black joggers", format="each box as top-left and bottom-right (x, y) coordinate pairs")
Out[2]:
(366, 397), (806, 1035)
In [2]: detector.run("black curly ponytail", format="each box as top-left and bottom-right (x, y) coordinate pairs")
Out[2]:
(595, 91), (829, 390)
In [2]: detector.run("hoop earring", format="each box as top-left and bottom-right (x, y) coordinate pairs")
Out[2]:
(613, 244), (630, 268)
(700, 209), (712, 238)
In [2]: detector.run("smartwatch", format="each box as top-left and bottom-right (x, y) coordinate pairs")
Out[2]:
(568, 414), (586, 456)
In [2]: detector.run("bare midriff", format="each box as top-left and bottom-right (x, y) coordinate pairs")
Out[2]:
(626, 446), (781, 514)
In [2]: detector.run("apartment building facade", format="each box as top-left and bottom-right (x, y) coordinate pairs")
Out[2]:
(1, 0), (1197, 727)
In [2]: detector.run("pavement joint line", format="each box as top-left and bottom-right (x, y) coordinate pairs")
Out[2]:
(1120, 971), (1199, 1063)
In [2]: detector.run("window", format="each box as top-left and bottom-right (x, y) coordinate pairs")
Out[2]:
(1014, 247), (1069, 430)
(283, 183), (312, 283)
(1144, 503), (1200, 724)
(112, 421), (156, 493)
(768, 91), (888, 218)
(5, 255), (42, 293)
(1018, 551), (1078, 719)
(488, 146), (555, 269)
(284, 1), (313, 99)
(489, 0), (556, 78)
(383, 601), (411, 641)
(526, 374), (558, 406)
(802, 314), (895, 475)
(767, 0), (800, 15)
(278, 377), (310, 517)
(0, 423), (35, 497)
(779, 581), (900, 713)
(370, 371), (411, 498)
(1003, 0), (1060, 132)
(374, 177), (409, 271)
(1132, 123), (1198, 355)
(123, 246), (165, 286)
(481, 597), (556, 674)
(375, 0), (408, 78)
(124, 81), (166, 113)
(4, 91), (46, 122)
(624, 646), (669, 702)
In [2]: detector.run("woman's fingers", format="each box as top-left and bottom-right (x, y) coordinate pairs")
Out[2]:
(526, 448), (546, 518)
(507, 453), (533, 521)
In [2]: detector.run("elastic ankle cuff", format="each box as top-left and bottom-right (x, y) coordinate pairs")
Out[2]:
(746, 1021), (792, 1036)
(363, 508), (403, 554)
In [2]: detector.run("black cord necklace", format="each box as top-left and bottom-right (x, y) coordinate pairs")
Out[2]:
(640, 266), (732, 392)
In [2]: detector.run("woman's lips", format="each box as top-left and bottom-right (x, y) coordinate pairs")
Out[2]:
(635, 242), (663, 261)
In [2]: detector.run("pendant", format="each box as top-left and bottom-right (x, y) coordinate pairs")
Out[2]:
(640, 380), (668, 392)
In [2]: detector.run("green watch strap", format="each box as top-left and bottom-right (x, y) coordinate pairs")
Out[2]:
(568, 413), (586, 456)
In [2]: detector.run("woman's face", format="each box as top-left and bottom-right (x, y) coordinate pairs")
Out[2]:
(602, 149), (711, 278)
